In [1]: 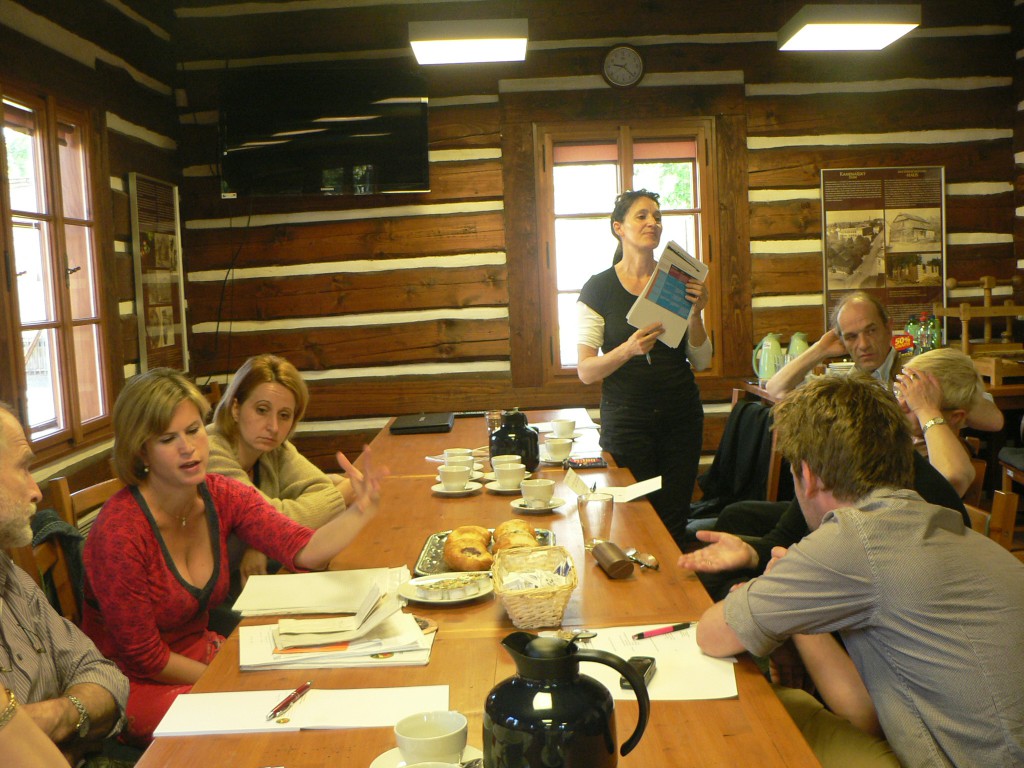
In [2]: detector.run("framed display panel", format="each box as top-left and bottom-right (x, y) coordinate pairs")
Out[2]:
(129, 173), (189, 372)
(820, 166), (946, 338)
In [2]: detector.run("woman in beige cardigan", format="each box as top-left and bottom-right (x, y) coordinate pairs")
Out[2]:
(207, 354), (372, 587)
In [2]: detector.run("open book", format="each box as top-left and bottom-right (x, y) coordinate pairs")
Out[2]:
(626, 240), (709, 348)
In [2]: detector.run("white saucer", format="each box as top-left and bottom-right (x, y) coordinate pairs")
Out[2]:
(511, 497), (565, 513)
(436, 470), (484, 482)
(485, 480), (523, 495)
(538, 454), (568, 465)
(482, 470), (531, 482)
(370, 745), (482, 768)
(398, 574), (494, 604)
(431, 481), (483, 497)
(550, 432), (583, 440)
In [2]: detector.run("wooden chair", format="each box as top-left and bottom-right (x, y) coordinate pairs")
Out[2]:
(50, 475), (125, 534)
(6, 491), (81, 624)
(987, 490), (1023, 559)
(5, 544), (40, 585)
(962, 457), (988, 508)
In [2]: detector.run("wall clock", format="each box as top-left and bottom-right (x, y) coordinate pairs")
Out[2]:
(602, 45), (644, 88)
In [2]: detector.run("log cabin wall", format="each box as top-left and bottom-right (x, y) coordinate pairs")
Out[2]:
(0, 1), (179, 496)
(174, 0), (1021, 470)
(2, 0), (1023, 484)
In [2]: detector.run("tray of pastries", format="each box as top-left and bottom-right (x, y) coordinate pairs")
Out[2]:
(414, 519), (555, 576)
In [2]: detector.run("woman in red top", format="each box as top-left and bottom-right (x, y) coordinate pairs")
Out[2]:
(81, 369), (386, 744)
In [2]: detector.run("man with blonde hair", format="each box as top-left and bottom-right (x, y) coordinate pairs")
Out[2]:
(696, 376), (1024, 768)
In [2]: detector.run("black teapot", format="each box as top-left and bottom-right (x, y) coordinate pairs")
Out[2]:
(483, 631), (650, 768)
(489, 409), (540, 472)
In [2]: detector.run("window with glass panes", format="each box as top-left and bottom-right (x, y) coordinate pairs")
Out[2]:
(1, 88), (110, 447)
(537, 121), (715, 374)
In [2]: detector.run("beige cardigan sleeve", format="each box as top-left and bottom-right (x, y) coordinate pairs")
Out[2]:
(206, 427), (345, 529)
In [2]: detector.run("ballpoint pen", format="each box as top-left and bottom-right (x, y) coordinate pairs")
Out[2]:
(632, 622), (693, 640)
(267, 680), (313, 720)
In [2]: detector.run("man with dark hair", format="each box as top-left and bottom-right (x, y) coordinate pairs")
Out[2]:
(0, 404), (128, 763)
(696, 377), (1024, 768)
(765, 291), (901, 399)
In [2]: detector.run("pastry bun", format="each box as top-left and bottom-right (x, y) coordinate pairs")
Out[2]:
(443, 525), (493, 571)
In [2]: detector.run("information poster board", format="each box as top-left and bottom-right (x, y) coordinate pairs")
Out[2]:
(820, 166), (946, 336)
(129, 173), (189, 372)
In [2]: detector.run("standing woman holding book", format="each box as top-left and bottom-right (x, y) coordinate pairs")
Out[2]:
(576, 189), (711, 544)
(81, 369), (386, 744)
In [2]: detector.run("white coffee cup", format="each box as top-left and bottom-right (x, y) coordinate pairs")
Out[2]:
(438, 465), (471, 491)
(520, 478), (555, 508)
(394, 710), (468, 765)
(445, 455), (476, 471)
(544, 437), (573, 461)
(551, 419), (575, 438)
(490, 454), (521, 468)
(494, 462), (526, 490)
(444, 448), (473, 464)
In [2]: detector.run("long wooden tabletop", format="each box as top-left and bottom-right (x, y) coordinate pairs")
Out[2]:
(136, 408), (819, 767)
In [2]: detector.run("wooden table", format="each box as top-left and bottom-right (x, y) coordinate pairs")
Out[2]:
(136, 408), (819, 767)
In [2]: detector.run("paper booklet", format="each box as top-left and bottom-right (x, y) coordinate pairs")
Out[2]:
(273, 595), (406, 651)
(626, 240), (709, 348)
(232, 566), (408, 616)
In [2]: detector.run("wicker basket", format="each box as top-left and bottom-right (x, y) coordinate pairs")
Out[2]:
(492, 546), (577, 629)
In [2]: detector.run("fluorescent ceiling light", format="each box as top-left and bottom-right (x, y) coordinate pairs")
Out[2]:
(778, 4), (920, 51)
(313, 115), (380, 123)
(409, 18), (527, 65)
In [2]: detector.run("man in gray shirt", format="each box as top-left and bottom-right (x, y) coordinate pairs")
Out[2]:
(0, 404), (128, 762)
(697, 376), (1024, 768)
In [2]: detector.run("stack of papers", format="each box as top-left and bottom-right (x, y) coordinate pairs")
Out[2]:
(242, 613), (434, 670)
(232, 565), (435, 669)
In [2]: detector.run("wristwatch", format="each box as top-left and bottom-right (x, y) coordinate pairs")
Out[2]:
(66, 694), (90, 738)
(922, 416), (946, 434)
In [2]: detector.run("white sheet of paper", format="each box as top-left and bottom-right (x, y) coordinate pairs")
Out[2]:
(596, 476), (662, 502)
(154, 685), (449, 736)
(574, 624), (737, 701)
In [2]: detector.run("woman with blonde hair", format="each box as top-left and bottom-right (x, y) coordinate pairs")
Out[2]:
(893, 347), (1003, 496)
(81, 368), (385, 744)
(207, 354), (362, 586)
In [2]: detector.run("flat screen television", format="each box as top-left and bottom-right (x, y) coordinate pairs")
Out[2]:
(218, 65), (430, 197)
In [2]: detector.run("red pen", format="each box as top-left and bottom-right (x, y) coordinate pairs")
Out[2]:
(631, 622), (693, 640)
(266, 680), (313, 720)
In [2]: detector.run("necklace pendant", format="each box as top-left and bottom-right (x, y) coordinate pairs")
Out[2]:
(181, 515), (187, 528)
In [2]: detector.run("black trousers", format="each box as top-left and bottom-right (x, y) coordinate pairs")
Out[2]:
(599, 395), (703, 545)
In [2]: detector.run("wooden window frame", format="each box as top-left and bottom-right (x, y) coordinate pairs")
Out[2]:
(535, 118), (722, 382)
(0, 82), (116, 459)
(501, 86), (752, 402)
